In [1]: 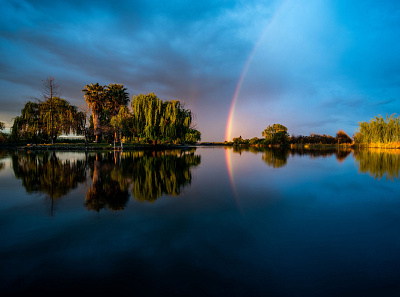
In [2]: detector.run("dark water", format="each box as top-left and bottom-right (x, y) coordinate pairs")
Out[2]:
(1, 147), (400, 296)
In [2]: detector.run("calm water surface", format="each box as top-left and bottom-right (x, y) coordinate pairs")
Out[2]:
(1, 147), (400, 296)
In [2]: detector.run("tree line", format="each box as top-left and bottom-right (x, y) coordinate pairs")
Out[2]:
(7, 78), (201, 144)
(232, 123), (352, 146)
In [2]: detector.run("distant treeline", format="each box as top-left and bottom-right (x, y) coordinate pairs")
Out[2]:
(232, 115), (400, 147)
(232, 123), (352, 146)
(4, 77), (200, 145)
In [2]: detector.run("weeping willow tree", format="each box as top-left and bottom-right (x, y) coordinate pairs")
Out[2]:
(354, 114), (400, 144)
(130, 93), (201, 144)
(11, 98), (84, 143)
(40, 97), (84, 142)
(11, 101), (42, 142)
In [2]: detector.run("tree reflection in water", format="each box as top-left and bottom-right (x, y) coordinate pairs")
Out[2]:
(11, 151), (87, 215)
(85, 149), (201, 209)
(10, 148), (201, 213)
(232, 146), (352, 168)
(127, 149), (201, 202)
(85, 152), (130, 212)
(0, 151), (7, 171)
(353, 149), (400, 181)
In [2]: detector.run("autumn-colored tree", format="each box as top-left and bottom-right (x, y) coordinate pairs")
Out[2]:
(335, 130), (352, 144)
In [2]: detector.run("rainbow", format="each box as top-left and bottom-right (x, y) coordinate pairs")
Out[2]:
(224, 2), (287, 212)
(225, 1), (287, 142)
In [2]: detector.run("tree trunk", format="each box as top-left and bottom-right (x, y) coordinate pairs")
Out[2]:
(93, 111), (102, 143)
(115, 129), (120, 143)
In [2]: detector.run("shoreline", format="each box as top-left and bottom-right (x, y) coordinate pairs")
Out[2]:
(1, 142), (400, 151)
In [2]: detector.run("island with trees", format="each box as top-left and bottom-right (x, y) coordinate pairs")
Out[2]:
(3, 77), (201, 149)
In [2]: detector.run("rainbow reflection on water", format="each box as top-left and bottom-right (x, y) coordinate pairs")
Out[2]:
(224, 147), (243, 213)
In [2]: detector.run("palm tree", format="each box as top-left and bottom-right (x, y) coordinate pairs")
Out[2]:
(82, 83), (105, 143)
(105, 84), (129, 142)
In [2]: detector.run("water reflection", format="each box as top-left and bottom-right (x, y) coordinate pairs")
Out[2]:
(231, 146), (400, 181)
(0, 151), (6, 171)
(126, 150), (201, 202)
(262, 148), (288, 168)
(231, 146), (352, 168)
(354, 149), (400, 181)
(10, 148), (201, 212)
(12, 151), (87, 198)
(85, 152), (130, 211)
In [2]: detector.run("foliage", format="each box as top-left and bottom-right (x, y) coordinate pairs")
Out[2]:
(11, 99), (83, 143)
(262, 124), (289, 145)
(354, 114), (400, 144)
(82, 83), (106, 143)
(336, 130), (352, 144)
(0, 122), (7, 143)
(82, 83), (130, 143)
(130, 93), (200, 144)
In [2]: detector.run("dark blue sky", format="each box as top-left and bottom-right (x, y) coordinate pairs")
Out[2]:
(1, 0), (399, 141)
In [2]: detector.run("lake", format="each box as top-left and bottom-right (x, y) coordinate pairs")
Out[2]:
(1, 147), (400, 296)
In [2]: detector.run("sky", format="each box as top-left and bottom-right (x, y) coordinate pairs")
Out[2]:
(1, 0), (400, 142)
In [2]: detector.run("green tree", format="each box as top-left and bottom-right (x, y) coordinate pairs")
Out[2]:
(130, 93), (199, 144)
(262, 124), (289, 145)
(82, 83), (106, 143)
(354, 114), (400, 144)
(11, 99), (83, 143)
(110, 105), (132, 142)
(11, 101), (42, 142)
(0, 122), (4, 131)
(105, 84), (129, 142)
(40, 97), (83, 141)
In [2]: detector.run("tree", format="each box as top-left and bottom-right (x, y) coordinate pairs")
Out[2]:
(41, 77), (62, 145)
(130, 93), (199, 144)
(40, 97), (83, 141)
(11, 101), (42, 142)
(110, 105), (132, 142)
(11, 99), (83, 143)
(0, 122), (4, 131)
(262, 124), (289, 145)
(78, 104), (93, 147)
(336, 130), (352, 144)
(105, 84), (129, 142)
(354, 114), (400, 144)
(82, 83), (106, 143)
